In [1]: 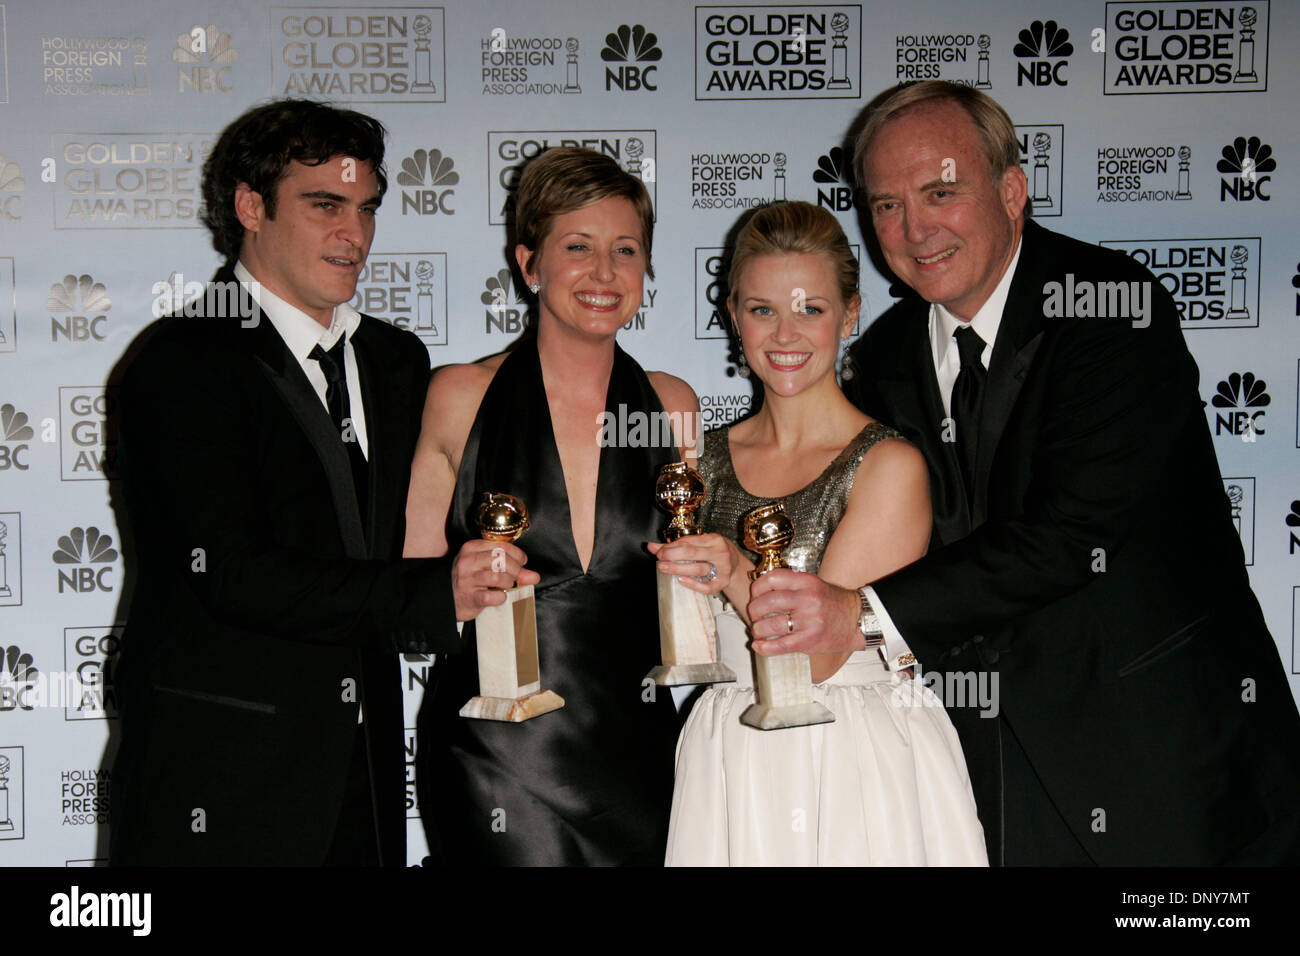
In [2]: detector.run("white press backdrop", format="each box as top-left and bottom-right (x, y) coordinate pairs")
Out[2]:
(0, 0), (1296, 865)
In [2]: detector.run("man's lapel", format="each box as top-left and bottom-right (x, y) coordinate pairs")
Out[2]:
(212, 266), (368, 559)
(872, 302), (972, 546)
(971, 222), (1048, 527)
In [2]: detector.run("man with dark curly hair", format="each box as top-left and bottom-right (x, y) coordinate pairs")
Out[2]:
(109, 100), (532, 866)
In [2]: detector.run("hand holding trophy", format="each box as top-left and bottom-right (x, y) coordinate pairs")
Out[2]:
(459, 492), (565, 722)
(740, 502), (835, 730)
(645, 462), (736, 686)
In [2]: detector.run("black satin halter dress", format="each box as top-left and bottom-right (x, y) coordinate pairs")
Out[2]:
(417, 336), (681, 865)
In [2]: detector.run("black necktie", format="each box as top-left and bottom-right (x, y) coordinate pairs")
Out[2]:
(309, 335), (369, 526)
(951, 325), (986, 502)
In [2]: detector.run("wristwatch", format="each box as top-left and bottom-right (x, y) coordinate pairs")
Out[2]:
(857, 587), (884, 647)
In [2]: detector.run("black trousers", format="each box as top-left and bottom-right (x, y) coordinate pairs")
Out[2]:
(324, 724), (381, 866)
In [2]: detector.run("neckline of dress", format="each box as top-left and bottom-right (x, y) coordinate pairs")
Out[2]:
(721, 421), (884, 503)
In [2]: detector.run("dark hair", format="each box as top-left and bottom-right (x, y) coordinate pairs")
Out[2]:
(513, 146), (655, 280)
(200, 99), (388, 264)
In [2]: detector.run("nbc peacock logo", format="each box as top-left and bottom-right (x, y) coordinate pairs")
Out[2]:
(602, 24), (661, 91)
(47, 274), (111, 343)
(1207, 371), (1269, 439)
(1218, 136), (1276, 202)
(482, 268), (528, 335)
(53, 526), (119, 594)
(0, 648), (39, 713)
(0, 404), (33, 472)
(1014, 19), (1072, 86)
(173, 23), (238, 93)
(396, 148), (458, 216)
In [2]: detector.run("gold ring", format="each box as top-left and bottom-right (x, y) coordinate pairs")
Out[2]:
(786, 612), (794, 634)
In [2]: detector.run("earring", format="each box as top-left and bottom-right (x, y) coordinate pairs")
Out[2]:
(839, 338), (856, 381)
(528, 281), (540, 294)
(736, 350), (750, 379)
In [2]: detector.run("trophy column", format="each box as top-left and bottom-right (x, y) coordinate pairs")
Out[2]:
(645, 462), (736, 686)
(459, 492), (565, 722)
(740, 502), (835, 730)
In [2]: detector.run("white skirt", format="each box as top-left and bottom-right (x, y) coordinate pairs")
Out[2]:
(665, 604), (988, 866)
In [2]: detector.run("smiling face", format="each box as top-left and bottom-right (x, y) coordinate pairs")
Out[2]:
(235, 156), (380, 327)
(515, 196), (646, 342)
(864, 102), (1026, 320)
(729, 251), (859, 398)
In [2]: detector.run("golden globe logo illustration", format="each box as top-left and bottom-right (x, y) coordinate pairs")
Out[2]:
(0, 747), (24, 839)
(1100, 237), (1259, 327)
(54, 134), (209, 228)
(696, 6), (860, 99)
(1014, 19), (1072, 86)
(64, 626), (123, 720)
(1016, 124), (1063, 216)
(54, 526), (118, 594)
(603, 24), (661, 91)
(59, 387), (118, 481)
(397, 147), (457, 215)
(273, 6), (446, 102)
(0, 154), (23, 221)
(48, 274), (109, 343)
(1222, 477), (1255, 563)
(173, 24), (236, 92)
(352, 253), (448, 346)
(0, 513), (21, 607)
(1106, 2), (1269, 93)
(487, 130), (657, 224)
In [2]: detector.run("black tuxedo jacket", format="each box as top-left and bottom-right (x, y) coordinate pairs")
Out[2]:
(846, 220), (1300, 865)
(109, 266), (459, 866)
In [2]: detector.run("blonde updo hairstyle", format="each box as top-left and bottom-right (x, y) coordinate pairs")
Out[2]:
(726, 201), (859, 312)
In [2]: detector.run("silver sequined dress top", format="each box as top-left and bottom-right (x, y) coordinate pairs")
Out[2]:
(697, 421), (903, 572)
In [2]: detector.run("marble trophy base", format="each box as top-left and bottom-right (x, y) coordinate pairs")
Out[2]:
(646, 573), (736, 686)
(741, 649), (835, 730)
(459, 689), (565, 722)
(460, 584), (564, 722)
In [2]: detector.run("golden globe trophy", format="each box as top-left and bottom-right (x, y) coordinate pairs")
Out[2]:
(645, 462), (736, 686)
(739, 502), (835, 730)
(459, 492), (565, 722)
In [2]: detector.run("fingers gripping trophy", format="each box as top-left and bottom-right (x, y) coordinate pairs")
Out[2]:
(645, 462), (736, 686)
(740, 502), (834, 730)
(459, 492), (565, 722)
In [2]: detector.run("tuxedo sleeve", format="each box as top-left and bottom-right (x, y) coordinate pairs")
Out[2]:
(120, 326), (459, 656)
(871, 285), (1197, 657)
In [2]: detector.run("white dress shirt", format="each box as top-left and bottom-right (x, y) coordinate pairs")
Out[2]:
(235, 261), (370, 459)
(868, 239), (1023, 670)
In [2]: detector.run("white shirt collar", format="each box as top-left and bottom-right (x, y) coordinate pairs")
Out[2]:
(930, 236), (1023, 368)
(234, 260), (361, 357)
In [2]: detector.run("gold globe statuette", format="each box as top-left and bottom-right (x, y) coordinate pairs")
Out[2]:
(645, 463), (736, 686)
(459, 491), (565, 722)
(739, 502), (835, 730)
